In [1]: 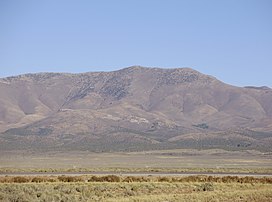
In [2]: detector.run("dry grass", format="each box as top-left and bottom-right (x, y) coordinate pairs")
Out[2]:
(0, 175), (272, 201)
(0, 180), (272, 202)
(1, 175), (272, 184)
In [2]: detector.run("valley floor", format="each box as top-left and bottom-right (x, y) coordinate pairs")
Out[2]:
(1, 149), (272, 201)
(1, 149), (272, 173)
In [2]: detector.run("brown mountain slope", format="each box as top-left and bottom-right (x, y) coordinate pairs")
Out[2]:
(0, 66), (271, 152)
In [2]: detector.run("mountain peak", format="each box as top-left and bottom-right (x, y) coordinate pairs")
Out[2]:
(0, 66), (272, 152)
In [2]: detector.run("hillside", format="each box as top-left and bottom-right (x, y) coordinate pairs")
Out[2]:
(0, 66), (271, 152)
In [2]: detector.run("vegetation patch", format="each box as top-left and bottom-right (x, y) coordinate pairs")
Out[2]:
(192, 123), (209, 129)
(0, 180), (271, 202)
(1, 175), (272, 184)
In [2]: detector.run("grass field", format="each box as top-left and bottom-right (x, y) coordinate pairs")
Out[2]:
(0, 175), (272, 202)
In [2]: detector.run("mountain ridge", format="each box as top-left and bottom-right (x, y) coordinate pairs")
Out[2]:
(0, 66), (271, 152)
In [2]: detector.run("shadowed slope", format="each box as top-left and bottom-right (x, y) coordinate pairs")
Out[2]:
(0, 66), (271, 151)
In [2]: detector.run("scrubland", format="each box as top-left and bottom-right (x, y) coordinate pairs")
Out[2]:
(0, 175), (272, 202)
(1, 150), (271, 201)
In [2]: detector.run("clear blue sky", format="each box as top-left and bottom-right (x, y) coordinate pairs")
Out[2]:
(0, 0), (271, 87)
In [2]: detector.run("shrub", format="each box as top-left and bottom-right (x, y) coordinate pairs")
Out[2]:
(57, 176), (83, 182)
(88, 176), (101, 182)
(13, 176), (29, 183)
(100, 175), (121, 182)
(88, 175), (120, 182)
(123, 176), (141, 183)
(32, 177), (45, 183)
(158, 177), (172, 182)
(194, 183), (214, 191)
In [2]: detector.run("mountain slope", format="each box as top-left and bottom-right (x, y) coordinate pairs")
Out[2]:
(0, 66), (271, 152)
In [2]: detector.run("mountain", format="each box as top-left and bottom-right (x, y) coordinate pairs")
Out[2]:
(0, 66), (272, 152)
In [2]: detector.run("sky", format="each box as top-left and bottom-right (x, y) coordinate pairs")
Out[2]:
(0, 0), (271, 87)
